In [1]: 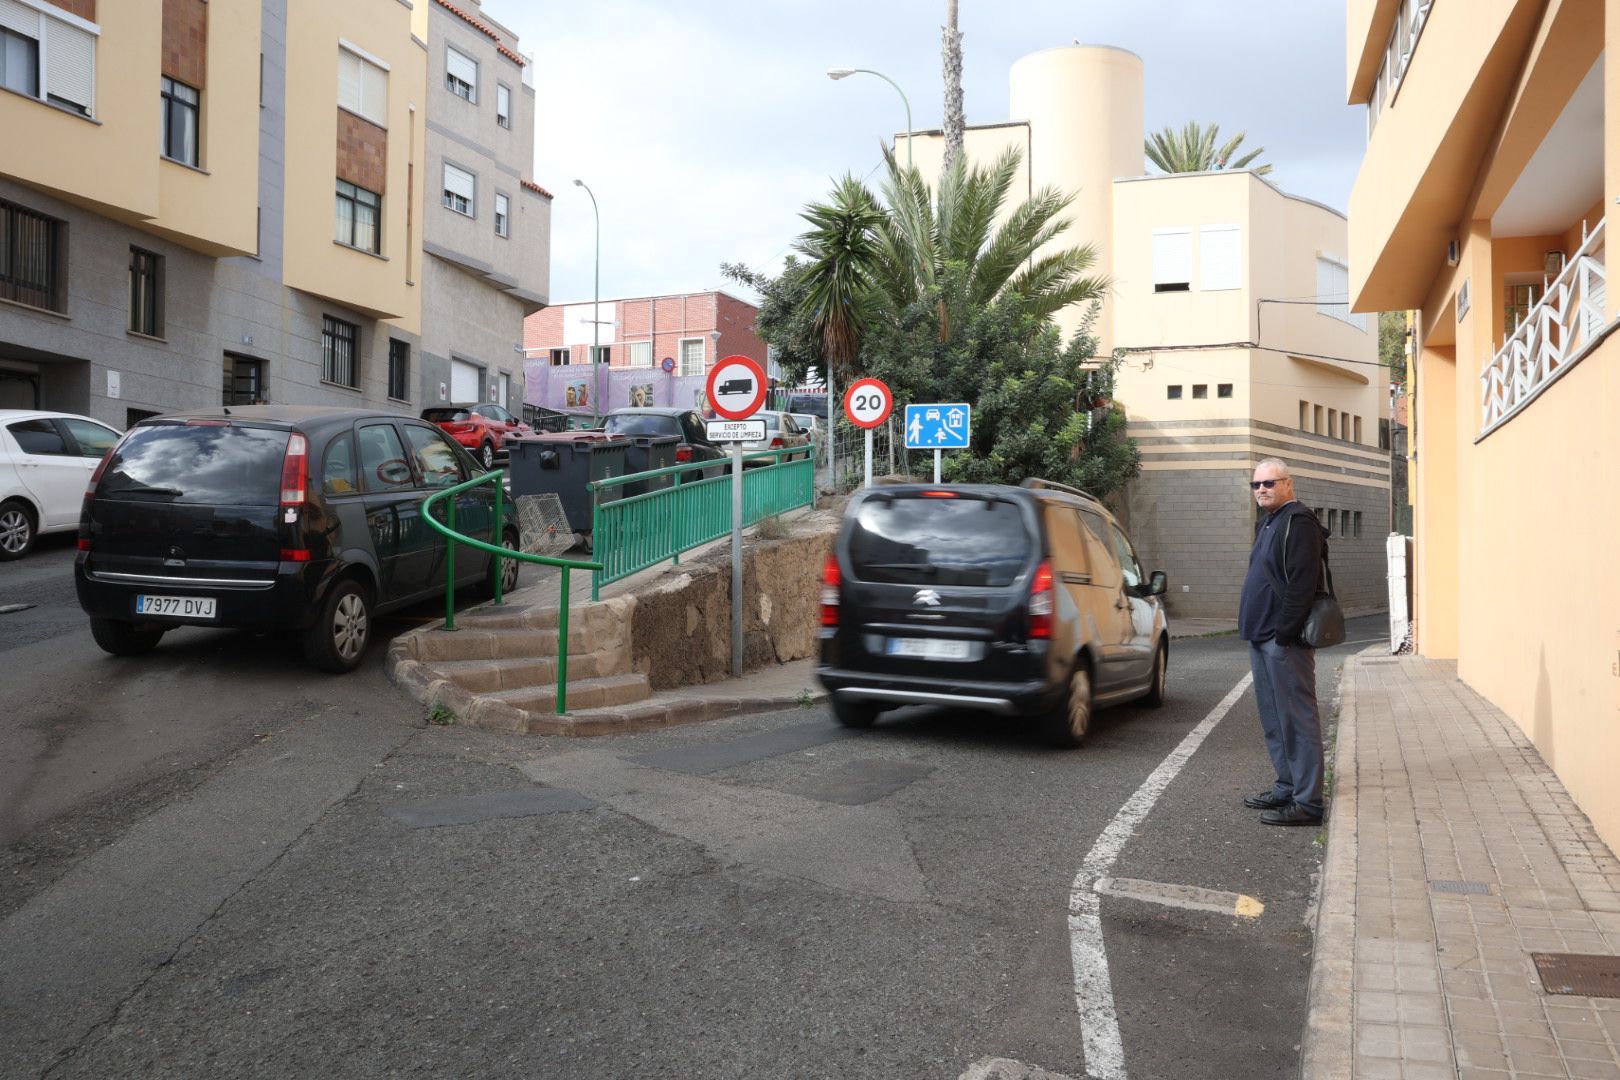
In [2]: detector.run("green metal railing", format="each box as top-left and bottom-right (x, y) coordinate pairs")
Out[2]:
(421, 470), (602, 714)
(587, 448), (815, 600)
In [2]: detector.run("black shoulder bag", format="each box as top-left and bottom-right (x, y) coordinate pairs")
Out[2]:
(1262, 515), (1346, 649)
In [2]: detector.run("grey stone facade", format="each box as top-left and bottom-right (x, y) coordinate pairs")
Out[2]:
(1124, 420), (1391, 621)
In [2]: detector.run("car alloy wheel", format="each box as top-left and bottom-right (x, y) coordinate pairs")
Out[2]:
(481, 441), (496, 469)
(499, 535), (519, 593)
(0, 502), (34, 559)
(332, 590), (369, 662)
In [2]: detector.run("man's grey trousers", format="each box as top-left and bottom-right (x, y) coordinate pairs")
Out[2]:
(1248, 638), (1325, 816)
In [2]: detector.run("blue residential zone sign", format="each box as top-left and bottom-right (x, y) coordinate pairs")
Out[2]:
(904, 403), (971, 450)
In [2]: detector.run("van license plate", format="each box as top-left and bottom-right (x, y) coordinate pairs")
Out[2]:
(886, 637), (971, 661)
(135, 595), (217, 619)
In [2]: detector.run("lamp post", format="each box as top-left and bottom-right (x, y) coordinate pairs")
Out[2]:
(573, 178), (601, 424)
(827, 67), (913, 170)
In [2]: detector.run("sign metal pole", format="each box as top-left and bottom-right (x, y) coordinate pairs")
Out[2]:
(863, 428), (873, 489)
(934, 448), (941, 484)
(731, 442), (744, 676)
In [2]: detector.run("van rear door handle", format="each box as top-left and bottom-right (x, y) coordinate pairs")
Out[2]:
(1060, 571), (1091, 585)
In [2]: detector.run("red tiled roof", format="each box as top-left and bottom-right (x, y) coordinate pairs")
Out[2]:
(521, 179), (553, 199)
(432, 0), (526, 66)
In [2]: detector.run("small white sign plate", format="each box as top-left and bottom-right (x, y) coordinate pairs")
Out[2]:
(705, 419), (765, 442)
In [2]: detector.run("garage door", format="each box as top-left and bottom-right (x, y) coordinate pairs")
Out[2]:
(450, 358), (482, 403)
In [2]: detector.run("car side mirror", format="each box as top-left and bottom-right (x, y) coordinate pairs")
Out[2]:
(1148, 571), (1168, 596)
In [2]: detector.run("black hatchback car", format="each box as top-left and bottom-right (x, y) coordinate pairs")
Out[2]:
(75, 406), (519, 672)
(816, 479), (1170, 746)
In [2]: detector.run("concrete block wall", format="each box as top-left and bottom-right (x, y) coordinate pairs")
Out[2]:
(1125, 468), (1257, 620)
(420, 253), (528, 408)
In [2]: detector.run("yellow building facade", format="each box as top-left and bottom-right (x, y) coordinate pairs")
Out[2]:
(1347, 0), (1620, 847)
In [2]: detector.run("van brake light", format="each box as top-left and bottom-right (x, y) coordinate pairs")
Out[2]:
(1028, 561), (1054, 639)
(820, 554), (841, 627)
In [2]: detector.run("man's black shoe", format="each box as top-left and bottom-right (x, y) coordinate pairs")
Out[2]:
(1260, 803), (1323, 827)
(1243, 790), (1290, 810)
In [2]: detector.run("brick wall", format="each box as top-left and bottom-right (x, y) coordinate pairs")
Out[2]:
(49, 0), (96, 22)
(161, 0), (207, 88)
(336, 110), (387, 194)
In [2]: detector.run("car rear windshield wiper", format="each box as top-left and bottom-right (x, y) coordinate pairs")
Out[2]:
(111, 483), (185, 498)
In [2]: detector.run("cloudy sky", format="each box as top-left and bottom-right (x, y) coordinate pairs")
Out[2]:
(498, 1), (1366, 307)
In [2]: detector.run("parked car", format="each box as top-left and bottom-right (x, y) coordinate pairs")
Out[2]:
(788, 412), (828, 443)
(739, 411), (813, 466)
(421, 403), (532, 469)
(1, 409), (122, 560)
(602, 407), (728, 480)
(74, 406), (519, 672)
(816, 478), (1169, 746)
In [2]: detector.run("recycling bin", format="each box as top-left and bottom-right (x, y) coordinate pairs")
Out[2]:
(506, 432), (631, 547)
(621, 434), (680, 498)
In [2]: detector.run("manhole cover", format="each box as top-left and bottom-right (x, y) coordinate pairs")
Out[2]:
(0, 603), (35, 614)
(1429, 880), (1493, 895)
(1532, 953), (1620, 998)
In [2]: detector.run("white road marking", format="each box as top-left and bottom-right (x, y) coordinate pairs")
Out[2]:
(1068, 674), (1254, 1080)
(1093, 876), (1264, 919)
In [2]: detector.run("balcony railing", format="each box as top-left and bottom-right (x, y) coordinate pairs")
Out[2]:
(1479, 218), (1612, 438)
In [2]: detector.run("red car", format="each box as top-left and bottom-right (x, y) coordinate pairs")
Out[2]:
(420, 403), (532, 469)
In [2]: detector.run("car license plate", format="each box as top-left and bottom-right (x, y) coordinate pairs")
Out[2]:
(886, 637), (971, 661)
(135, 595), (217, 619)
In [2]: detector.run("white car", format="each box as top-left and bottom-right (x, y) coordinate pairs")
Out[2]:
(0, 409), (123, 559)
(740, 411), (813, 466)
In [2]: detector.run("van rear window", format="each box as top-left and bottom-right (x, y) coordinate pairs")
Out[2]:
(848, 495), (1031, 587)
(97, 424), (289, 505)
(603, 414), (678, 437)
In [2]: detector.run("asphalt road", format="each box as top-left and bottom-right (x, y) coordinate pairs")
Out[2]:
(0, 543), (1382, 1079)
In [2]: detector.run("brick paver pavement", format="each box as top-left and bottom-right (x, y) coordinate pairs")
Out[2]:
(1304, 654), (1620, 1079)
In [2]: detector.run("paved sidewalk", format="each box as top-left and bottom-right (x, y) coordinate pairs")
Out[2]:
(1305, 653), (1620, 1079)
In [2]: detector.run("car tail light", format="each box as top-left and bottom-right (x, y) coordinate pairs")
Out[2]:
(919, 490), (957, 498)
(279, 548), (311, 562)
(280, 433), (308, 506)
(77, 538), (92, 552)
(449, 423), (477, 434)
(80, 434), (131, 549)
(769, 437), (783, 449)
(675, 446), (693, 463)
(820, 554), (841, 627)
(1028, 561), (1054, 639)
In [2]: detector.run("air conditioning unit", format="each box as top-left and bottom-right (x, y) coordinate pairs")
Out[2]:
(1445, 240), (1459, 266)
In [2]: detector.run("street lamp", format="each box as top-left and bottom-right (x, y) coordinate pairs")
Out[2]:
(827, 67), (913, 170)
(573, 178), (601, 425)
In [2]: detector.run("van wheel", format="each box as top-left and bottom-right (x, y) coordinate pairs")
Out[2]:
(90, 618), (165, 657)
(1047, 663), (1093, 748)
(1141, 642), (1168, 707)
(303, 579), (372, 673)
(480, 440), (496, 470)
(832, 696), (878, 729)
(0, 499), (36, 560)
(479, 528), (520, 598)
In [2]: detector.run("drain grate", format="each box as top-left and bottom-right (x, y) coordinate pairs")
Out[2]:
(1532, 953), (1620, 998)
(1429, 880), (1493, 895)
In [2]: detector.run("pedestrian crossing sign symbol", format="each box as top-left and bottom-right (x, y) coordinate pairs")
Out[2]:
(904, 403), (971, 450)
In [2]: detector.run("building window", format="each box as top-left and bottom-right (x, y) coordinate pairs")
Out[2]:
(1199, 224), (1241, 291)
(128, 247), (164, 337)
(590, 345), (611, 367)
(1, 26), (39, 98)
(1313, 404), (1324, 434)
(0, 199), (63, 312)
(1315, 255), (1368, 331)
(1218, 383), (1233, 398)
(1353, 511), (1363, 538)
(1166, 385), (1183, 400)
(161, 76), (200, 166)
(1152, 227), (1191, 292)
(338, 46), (388, 126)
(628, 341), (652, 368)
(2, 12), (95, 117)
(223, 353), (265, 405)
(1367, 0), (1434, 135)
(322, 316), (359, 388)
(335, 180), (381, 253)
(1353, 416), (1363, 444)
(1192, 384), (1208, 399)
(678, 337), (705, 378)
(1299, 400), (1309, 430)
(1505, 282), (1542, 333)
(494, 192), (509, 237)
(1328, 408), (1338, 439)
(445, 46), (477, 102)
(388, 339), (409, 401)
(549, 347), (570, 367)
(442, 163), (475, 216)
(496, 83), (511, 128)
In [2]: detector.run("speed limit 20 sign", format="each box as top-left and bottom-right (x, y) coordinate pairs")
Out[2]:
(843, 378), (893, 429)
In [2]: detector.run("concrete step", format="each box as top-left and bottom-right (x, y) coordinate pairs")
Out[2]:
(484, 672), (651, 714)
(430, 646), (631, 692)
(448, 599), (631, 649)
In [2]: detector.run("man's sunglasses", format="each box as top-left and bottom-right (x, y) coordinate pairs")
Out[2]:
(1250, 479), (1283, 490)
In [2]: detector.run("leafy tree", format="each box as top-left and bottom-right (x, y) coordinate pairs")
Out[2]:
(1378, 310), (1408, 387)
(791, 176), (888, 386)
(721, 257), (821, 389)
(1145, 121), (1272, 177)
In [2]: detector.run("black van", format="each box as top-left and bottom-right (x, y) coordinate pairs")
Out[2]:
(74, 406), (518, 672)
(816, 479), (1170, 746)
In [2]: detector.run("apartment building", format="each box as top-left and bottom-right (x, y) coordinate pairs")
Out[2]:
(905, 47), (1389, 618)
(417, 0), (548, 414)
(1346, 0), (1620, 846)
(521, 290), (765, 418)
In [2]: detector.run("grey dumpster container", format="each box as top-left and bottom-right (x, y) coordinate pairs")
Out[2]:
(506, 433), (631, 544)
(622, 435), (680, 497)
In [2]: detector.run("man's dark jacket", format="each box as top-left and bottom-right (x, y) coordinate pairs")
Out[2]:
(1238, 500), (1326, 645)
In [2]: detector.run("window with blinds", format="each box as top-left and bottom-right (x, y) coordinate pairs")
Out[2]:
(496, 83), (511, 128)
(445, 46), (476, 102)
(1152, 228), (1191, 292)
(494, 192), (509, 237)
(338, 47), (388, 127)
(1199, 224), (1241, 292)
(628, 341), (652, 368)
(1315, 255), (1368, 331)
(442, 163), (475, 216)
(0, 0), (96, 116)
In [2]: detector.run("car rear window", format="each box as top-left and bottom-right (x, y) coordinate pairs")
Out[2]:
(848, 494), (1032, 587)
(97, 423), (289, 505)
(604, 414), (678, 437)
(786, 394), (828, 416)
(422, 408), (472, 423)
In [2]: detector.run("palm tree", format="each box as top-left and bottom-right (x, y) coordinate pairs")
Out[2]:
(793, 176), (888, 384)
(1145, 121), (1272, 177)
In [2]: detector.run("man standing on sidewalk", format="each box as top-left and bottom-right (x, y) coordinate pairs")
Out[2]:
(1237, 457), (1327, 826)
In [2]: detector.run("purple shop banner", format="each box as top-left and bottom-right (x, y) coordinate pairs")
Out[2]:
(523, 360), (717, 417)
